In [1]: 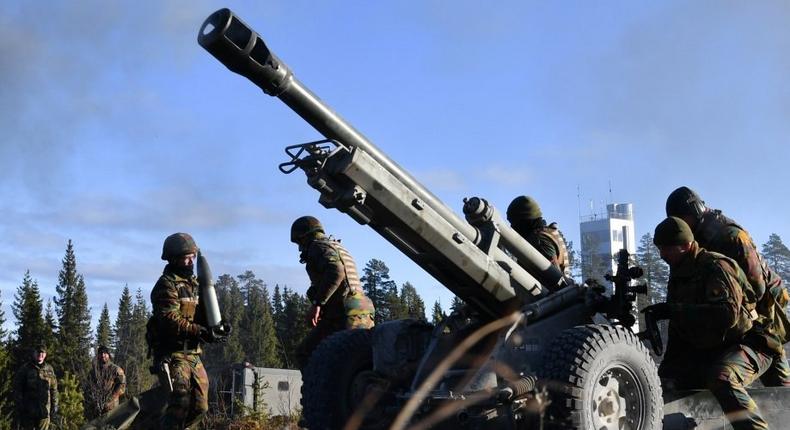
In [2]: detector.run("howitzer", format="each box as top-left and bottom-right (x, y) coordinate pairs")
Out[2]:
(197, 8), (662, 430)
(196, 9), (790, 430)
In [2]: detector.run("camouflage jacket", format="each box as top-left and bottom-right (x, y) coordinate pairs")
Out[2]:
(150, 265), (205, 355)
(13, 361), (58, 419)
(522, 222), (570, 276)
(664, 242), (756, 355)
(302, 235), (373, 320)
(89, 361), (126, 405)
(695, 210), (789, 349)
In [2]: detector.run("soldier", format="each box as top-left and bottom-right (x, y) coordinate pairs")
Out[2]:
(666, 186), (790, 387)
(13, 345), (58, 430)
(291, 216), (375, 368)
(506, 195), (570, 276)
(644, 217), (769, 430)
(149, 232), (228, 430)
(88, 345), (126, 418)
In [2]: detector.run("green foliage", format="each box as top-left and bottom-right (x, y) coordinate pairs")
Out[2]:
(11, 270), (47, 369)
(431, 300), (445, 325)
(361, 259), (398, 323)
(636, 233), (669, 304)
(399, 282), (426, 321)
(0, 292), (13, 430)
(762, 233), (790, 280)
(275, 287), (310, 369)
(113, 286), (154, 398)
(239, 272), (281, 368)
(95, 303), (112, 350)
(52, 240), (92, 383)
(450, 296), (465, 313)
(204, 274), (246, 366)
(58, 371), (85, 430)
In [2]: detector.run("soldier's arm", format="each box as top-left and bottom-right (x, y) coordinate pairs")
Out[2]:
(723, 228), (765, 299)
(534, 233), (560, 266)
(50, 370), (59, 410)
(307, 244), (345, 305)
(670, 264), (740, 347)
(113, 367), (127, 398)
(151, 279), (202, 339)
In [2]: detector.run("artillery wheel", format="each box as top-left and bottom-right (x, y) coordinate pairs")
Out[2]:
(540, 324), (662, 430)
(301, 329), (391, 430)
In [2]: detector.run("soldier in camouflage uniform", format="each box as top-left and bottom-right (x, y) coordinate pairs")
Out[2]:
(506, 195), (570, 278)
(150, 233), (228, 430)
(644, 217), (770, 430)
(13, 345), (58, 430)
(87, 345), (126, 418)
(666, 186), (790, 387)
(291, 216), (375, 368)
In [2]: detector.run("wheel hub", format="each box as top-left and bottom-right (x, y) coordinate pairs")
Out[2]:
(591, 370), (630, 430)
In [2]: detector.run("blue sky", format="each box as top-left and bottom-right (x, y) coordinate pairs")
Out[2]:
(2, 1), (790, 333)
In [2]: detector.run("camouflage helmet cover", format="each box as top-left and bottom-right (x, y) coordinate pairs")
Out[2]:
(506, 195), (543, 223)
(653, 216), (694, 246)
(291, 216), (324, 243)
(161, 232), (198, 260)
(665, 186), (706, 219)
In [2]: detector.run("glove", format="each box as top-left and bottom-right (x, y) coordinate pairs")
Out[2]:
(51, 404), (59, 420)
(641, 302), (672, 321)
(198, 326), (214, 343)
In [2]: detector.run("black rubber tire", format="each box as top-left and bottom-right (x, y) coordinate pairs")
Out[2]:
(301, 329), (389, 430)
(540, 324), (663, 430)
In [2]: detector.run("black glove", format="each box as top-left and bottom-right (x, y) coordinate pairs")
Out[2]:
(198, 326), (214, 343)
(641, 302), (672, 321)
(219, 320), (232, 337)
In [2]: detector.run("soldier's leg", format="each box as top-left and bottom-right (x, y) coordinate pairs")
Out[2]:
(183, 356), (209, 430)
(160, 355), (192, 430)
(707, 344), (772, 430)
(758, 349), (790, 387)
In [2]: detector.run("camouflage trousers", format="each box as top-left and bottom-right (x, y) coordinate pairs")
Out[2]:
(661, 344), (772, 430)
(159, 352), (209, 430)
(295, 311), (375, 369)
(18, 417), (49, 430)
(759, 349), (790, 387)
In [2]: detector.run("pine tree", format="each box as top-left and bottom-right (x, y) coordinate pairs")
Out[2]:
(126, 289), (155, 397)
(238, 272), (281, 368)
(0, 291), (13, 430)
(762, 233), (790, 281)
(279, 287), (311, 369)
(53, 240), (92, 382)
(203, 274), (245, 366)
(58, 371), (85, 430)
(399, 282), (426, 321)
(11, 271), (47, 369)
(558, 230), (578, 279)
(431, 301), (445, 325)
(95, 303), (113, 350)
(635, 233), (669, 305)
(43, 300), (57, 357)
(112, 286), (134, 391)
(450, 296), (465, 314)
(361, 259), (398, 323)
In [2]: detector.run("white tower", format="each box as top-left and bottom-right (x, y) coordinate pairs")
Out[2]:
(579, 203), (636, 289)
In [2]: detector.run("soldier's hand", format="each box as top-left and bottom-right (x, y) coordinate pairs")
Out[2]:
(307, 305), (321, 327)
(51, 404), (59, 420)
(641, 302), (671, 320)
(198, 326), (214, 343)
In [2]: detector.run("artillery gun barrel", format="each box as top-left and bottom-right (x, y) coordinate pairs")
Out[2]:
(198, 9), (472, 241)
(198, 9), (565, 317)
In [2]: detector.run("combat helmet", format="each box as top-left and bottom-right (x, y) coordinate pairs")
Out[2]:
(506, 196), (543, 223)
(291, 216), (324, 243)
(653, 216), (694, 246)
(665, 186), (706, 219)
(161, 233), (198, 260)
